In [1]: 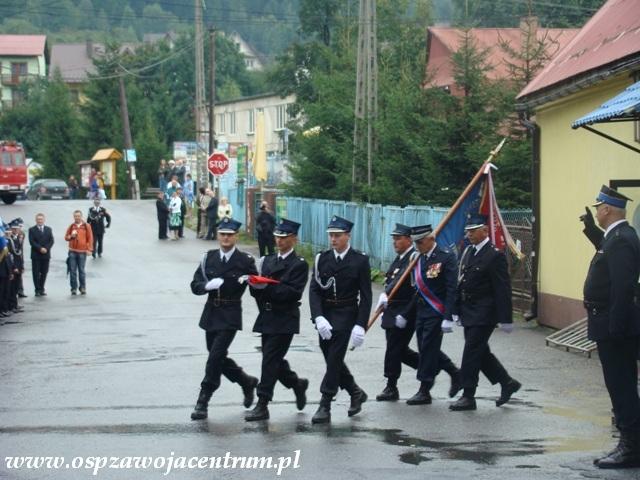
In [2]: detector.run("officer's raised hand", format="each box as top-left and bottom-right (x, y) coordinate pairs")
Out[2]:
(579, 206), (595, 229)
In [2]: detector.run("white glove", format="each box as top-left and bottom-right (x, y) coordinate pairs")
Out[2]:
(499, 323), (514, 333)
(375, 292), (388, 311)
(315, 316), (333, 340)
(205, 278), (224, 291)
(394, 314), (407, 329)
(237, 275), (248, 284)
(350, 325), (365, 349)
(441, 319), (455, 333)
(452, 314), (461, 326)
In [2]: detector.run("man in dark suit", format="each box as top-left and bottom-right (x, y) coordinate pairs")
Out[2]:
(205, 189), (219, 241)
(28, 213), (54, 297)
(309, 215), (372, 424)
(375, 224), (419, 401)
(87, 199), (111, 258)
(189, 218), (259, 420)
(583, 185), (640, 469)
(155, 191), (169, 239)
(245, 218), (310, 421)
(450, 214), (521, 411)
(406, 225), (461, 405)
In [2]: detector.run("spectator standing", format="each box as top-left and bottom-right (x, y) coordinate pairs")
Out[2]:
(64, 210), (93, 295)
(156, 192), (169, 240)
(87, 199), (111, 258)
(28, 213), (54, 296)
(96, 172), (106, 200)
(205, 189), (219, 240)
(196, 187), (209, 239)
(255, 201), (276, 256)
(174, 159), (186, 185)
(158, 159), (170, 192)
(165, 177), (180, 205)
(177, 187), (187, 239)
(218, 196), (232, 222)
(184, 173), (195, 215)
(68, 175), (79, 200)
(168, 191), (182, 241)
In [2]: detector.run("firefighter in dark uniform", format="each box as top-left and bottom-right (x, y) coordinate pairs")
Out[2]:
(582, 185), (640, 469)
(189, 218), (259, 420)
(87, 199), (111, 258)
(7, 219), (25, 313)
(450, 214), (521, 411)
(375, 223), (419, 401)
(309, 215), (372, 424)
(407, 224), (460, 405)
(245, 218), (310, 421)
(0, 225), (14, 318)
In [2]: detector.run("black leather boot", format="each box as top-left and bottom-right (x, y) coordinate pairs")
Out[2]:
(496, 378), (521, 407)
(406, 382), (432, 405)
(596, 431), (640, 469)
(293, 378), (309, 411)
(245, 397), (269, 421)
(241, 375), (259, 408)
(348, 387), (368, 417)
(190, 389), (212, 420)
(376, 384), (400, 401)
(449, 396), (477, 411)
(312, 395), (332, 424)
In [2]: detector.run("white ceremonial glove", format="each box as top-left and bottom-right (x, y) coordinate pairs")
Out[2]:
(395, 315), (407, 329)
(452, 314), (461, 326)
(499, 323), (514, 334)
(441, 319), (455, 333)
(375, 292), (388, 311)
(315, 316), (333, 340)
(205, 278), (224, 291)
(350, 325), (366, 349)
(237, 275), (248, 284)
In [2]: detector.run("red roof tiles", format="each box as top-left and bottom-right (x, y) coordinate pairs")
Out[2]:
(0, 35), (47, 56)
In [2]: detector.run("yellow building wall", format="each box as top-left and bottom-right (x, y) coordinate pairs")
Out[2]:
(537, 75), (640, 311)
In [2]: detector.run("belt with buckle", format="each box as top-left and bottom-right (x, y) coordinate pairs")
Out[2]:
(323, 297), (357, 307)
(209, 298), (241, 307)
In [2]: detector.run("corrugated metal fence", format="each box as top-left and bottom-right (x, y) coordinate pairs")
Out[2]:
(282, 196), (532, 271)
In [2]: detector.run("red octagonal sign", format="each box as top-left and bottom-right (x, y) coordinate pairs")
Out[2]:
(208, 152), (229, 175)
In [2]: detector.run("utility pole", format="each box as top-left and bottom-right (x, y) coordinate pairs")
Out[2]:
(118, 75), (133, 199)
(352, 0), (377, 200)
(195, 0), (207, 188)
(208, 26), (217, 194)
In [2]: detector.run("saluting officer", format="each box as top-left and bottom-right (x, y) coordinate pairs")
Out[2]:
(375, 223), (419, 401)
(190, 218), (259, 420)
(582, 186), (640, 469)
(407, 225), (460, 405)
(245, 219), (310, 422)
(450, 214), (521, 411)
(309, 216), (372, 424)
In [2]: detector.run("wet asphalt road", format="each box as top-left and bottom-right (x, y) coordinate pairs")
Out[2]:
(0, 200), (638, 479)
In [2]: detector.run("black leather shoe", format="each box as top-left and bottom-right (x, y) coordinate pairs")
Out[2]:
(40, 291), (47, 296)
(449, 396), (477, 411)
(596, 433), (640, 469)
(34, 292), (41, 297)
(293, 378), (309, 411)
(245, 399), (269, 421)
(448, 371), (462, 398)
(406, 389), (432, 405)
(18, 293), (27, 298)
(496, 379), (521, 406)
(376, 386), (399, 401)
(312, 404), (331, 424)
(242, 376), (258, 408)
(190, 389), (212, 420)
(348, 389), (367, 417)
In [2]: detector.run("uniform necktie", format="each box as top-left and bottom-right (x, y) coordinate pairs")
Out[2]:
(39, 226), (44, 233)
(337, 256), (342, 264)
(222, 256), (227, 264)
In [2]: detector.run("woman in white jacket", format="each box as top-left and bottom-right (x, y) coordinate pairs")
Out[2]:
(168, 191), (182, 240)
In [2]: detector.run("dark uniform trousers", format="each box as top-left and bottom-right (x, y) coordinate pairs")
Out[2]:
(384, 326), (418, 380)
(319, 327), (357, 397)
(460, 325), (509, 390)
(202, 330), (244, 393)
(257, 334), (299, 400)
(415, 312), (457, 386)
(597, 336), (640, 432)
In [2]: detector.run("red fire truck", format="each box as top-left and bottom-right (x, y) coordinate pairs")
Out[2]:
(0, 140), (28, 204)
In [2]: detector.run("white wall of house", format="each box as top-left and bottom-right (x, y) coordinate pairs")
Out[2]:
(0, 55), (46, 109)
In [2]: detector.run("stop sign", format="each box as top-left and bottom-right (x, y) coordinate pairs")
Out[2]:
(207, 152), (229, 175)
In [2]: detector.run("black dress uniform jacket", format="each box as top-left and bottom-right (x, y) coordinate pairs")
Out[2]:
(87, 206), (111, 235)
(414, 245), (458, 320)
(381, 247), (417, 329)
(456, 243), (512, 326)
(250, 252), (309, 334)
(584, 221), (640, 341)
(191, 249), (257, 331)
(310, 248), (372, 331)
(28, 225), (54, 259)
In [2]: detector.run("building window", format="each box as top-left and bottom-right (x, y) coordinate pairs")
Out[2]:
(275, 104), (286, 130)
(229, 111), (236, 134)
(248, 109), (255, 134)
(217, 113), (225, 134)
(11, 62), (27, 83)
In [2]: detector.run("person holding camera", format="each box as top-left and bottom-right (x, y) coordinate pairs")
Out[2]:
(64, 211), (93, 295)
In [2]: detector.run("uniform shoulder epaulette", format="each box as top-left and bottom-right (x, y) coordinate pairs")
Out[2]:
(352, 248), (367, 256)
(298, 256), (306, 262)
(245, 252), (254, 259)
